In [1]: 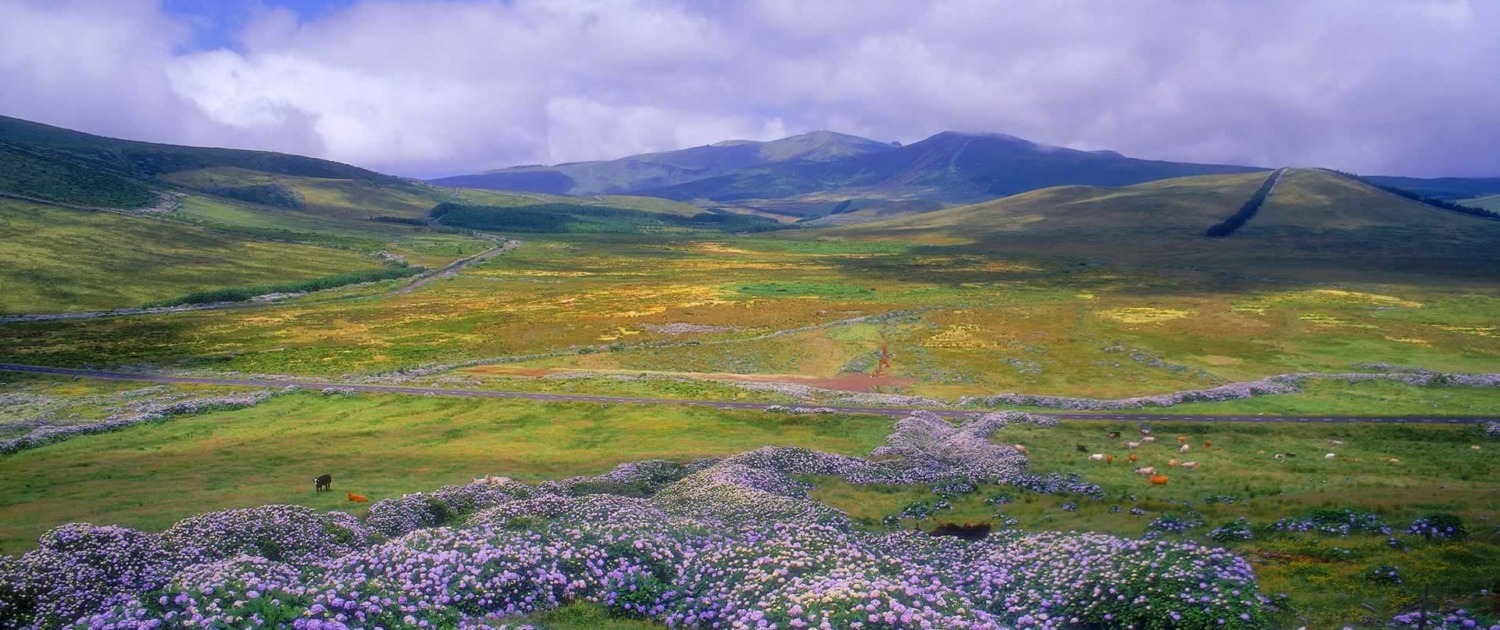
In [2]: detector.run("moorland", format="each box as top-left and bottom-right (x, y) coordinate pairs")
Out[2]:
(0, 115), (1497, 629)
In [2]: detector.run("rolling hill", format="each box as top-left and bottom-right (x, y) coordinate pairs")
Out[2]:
(833, 168), (1500, 280)
(429, 130), (897, 195)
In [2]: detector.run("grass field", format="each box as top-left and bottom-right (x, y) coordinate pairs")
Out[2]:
(0, 380), (1493, 627)
(0, 388), (894, 554)
(809, 419), (1499, 628)
(0, 198), (389, 314)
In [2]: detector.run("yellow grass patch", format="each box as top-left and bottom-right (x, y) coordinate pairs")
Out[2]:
(1099, 307), (1195, 324)
(1385, 337), (1432, 346)
(1435, 325), (1496, 337)
(1297, 314), (1378, 329)
(1234, 289), (1423, 313)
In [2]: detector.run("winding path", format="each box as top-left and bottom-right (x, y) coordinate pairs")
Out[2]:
(1, 363), (1492, 425)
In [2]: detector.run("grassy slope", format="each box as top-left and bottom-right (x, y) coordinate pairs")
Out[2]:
(0, 198), (386, 313)
(0, 390), (893, 554)
(835, 169), (1500, 280)
(1460, 194), (1500, 212)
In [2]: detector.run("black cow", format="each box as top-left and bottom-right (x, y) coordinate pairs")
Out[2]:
(314, 474), (332, 492)
(928, 522), (992, 541)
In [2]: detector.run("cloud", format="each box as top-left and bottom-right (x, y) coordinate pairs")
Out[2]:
(1, 0), (1497, 178)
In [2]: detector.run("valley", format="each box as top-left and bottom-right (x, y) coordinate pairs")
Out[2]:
(0, 115), (1496, 630)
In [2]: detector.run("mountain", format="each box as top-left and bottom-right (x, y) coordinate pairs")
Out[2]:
(435, 130), (1271, 218)
(429, 130), (896, 195)
(834, 168), (1500, 279)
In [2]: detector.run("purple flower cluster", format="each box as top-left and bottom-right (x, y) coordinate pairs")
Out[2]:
(1208, 519), (1255, 543)
(1406, 513), (1468, 541)
(1270, 508), (1390, 537)
(1485, 421), (1500, 440)
(1391, 608), (1500, 629)
(1364, 563), (1402, 585)
(366, 479), (534, 538)
(1147, 512), (1207, 534)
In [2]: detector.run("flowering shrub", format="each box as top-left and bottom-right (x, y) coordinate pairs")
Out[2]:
(162, 505), (371, 565)
(1406, 513), (1468, 541)
(1270, 508), (1390, 537)
(1147, 512), (1207, 534)
(0, 524), (174, 629)
(1486, 421), (1500, 440)
(1391, 608), (1500, 629)
(1209, 519), (1255, 543)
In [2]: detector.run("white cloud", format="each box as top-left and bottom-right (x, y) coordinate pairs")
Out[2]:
(1, 0), (1497, 177)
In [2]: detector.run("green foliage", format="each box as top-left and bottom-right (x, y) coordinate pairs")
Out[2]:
(205, 183), (305, 210)
(0, 142), (154, 208)
(146, 267), (423, 307)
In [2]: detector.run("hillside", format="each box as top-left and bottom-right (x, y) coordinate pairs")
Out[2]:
(429, 130), (896, 195)
(834, 168), (1500, 279)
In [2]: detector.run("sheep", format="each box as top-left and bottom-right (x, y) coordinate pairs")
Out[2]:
(1149, 475), (1170, 485)
(1167, 458), (1179, 468)
(1273, 453), (1287, 461)
(1013, 444), (1028, 454)
(1180, 461), (1199, 470)
(473, 474), (511, 486)
(313, 474), (332, 493)
(346, 491), (369, 503)
(1089, 453), (1106, 461)
(1472, 445), (1482, 452)
(1386, 457), (1401, 464)
(1328, 439), (1345, 446)
(1179, 444), (1190, 453)
(1133, 466), (1156, 476)
(1106, 431), (1121, 439)
(1142, 436), (1157, 443)
(1140, 427), (1152, 435)
(1126, 441), (1142, 449)
(1324, 453), (1336, 460)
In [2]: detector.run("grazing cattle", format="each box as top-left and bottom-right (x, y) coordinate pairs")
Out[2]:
(1106, 454), (1115, 463)
(1177, 436), (1188, 444)
(1149, 475), (1170, 485)
(1076, 444), (1090, 453)
(1273, 453), (1286, 461)
(1328, 439), (1345, 446)
(1325, 453), (1336, 460)
(1127, 454), (1138, 463)
(1204, 440), (1212, 448)
(1180, 461), (1199, 470)
(1013, 444), (1028, 454)
(1386, 457), (1400, 464)
(929, 522), (992, 541)
(1126, 441), (1142, 449)
(1142, 436), (1157, 443)
(1089, 454), (1106, 461)
(1106, 431), (1121, 439)
(1167, 458), (1179, 468)
(347, 491), (369, 503)
(473, 474), (511, 486)
(1133, 466), (1156, 476)
(1179, 444), (1190, 453)
(1472, 445), (1482, 451)
(313, 474), (332, 493)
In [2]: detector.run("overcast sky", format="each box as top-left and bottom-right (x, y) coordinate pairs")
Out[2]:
(2, 0), (1497, 179)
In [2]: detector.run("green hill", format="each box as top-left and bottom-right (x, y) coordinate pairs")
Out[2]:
(834, 168), (1500, 280)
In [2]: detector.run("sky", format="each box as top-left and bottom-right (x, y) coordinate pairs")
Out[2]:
(1, 0), (1497, 179)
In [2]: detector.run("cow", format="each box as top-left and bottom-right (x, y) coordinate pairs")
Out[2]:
(1150, 475), (1170, 485)
(313, 474), (332, 493)
(929, 522), (993, 541)
(347, 491), (369, 503)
